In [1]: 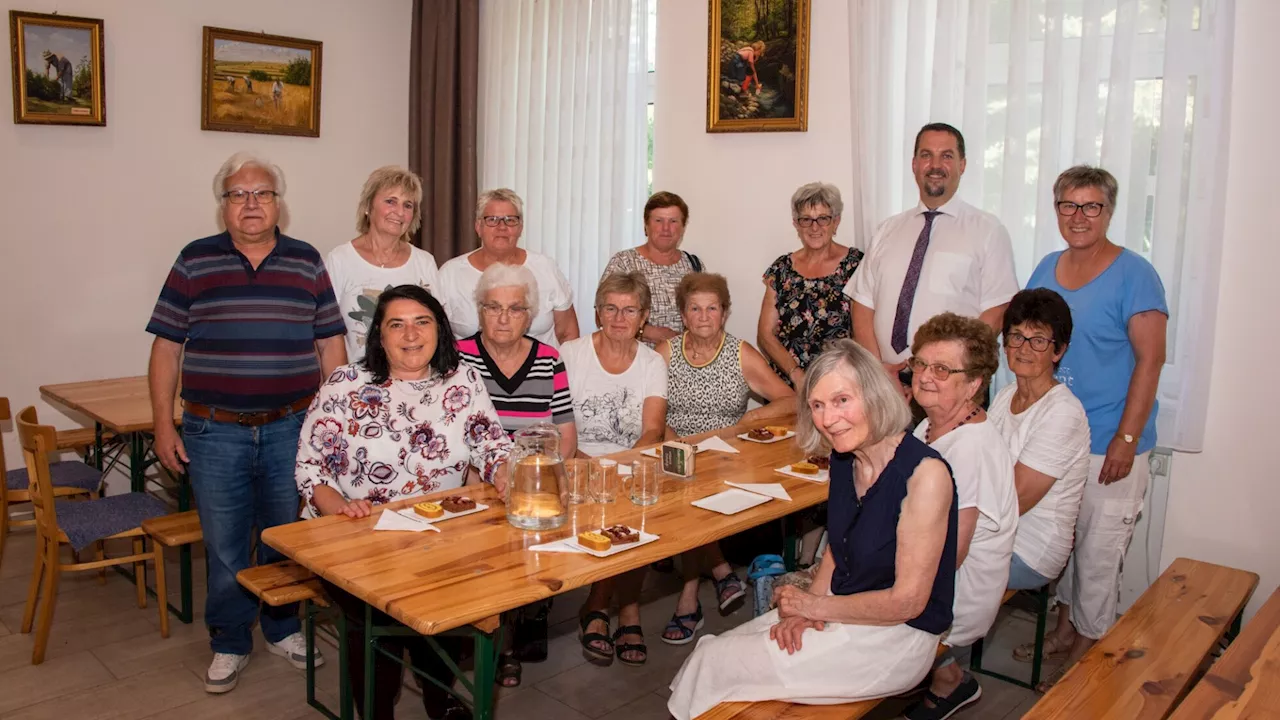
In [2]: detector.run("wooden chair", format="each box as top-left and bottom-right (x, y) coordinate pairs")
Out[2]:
(0, 397), (104, 575)
(16, 405), (171, 664)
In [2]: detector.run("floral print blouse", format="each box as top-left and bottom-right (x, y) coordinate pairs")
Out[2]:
(763, 247), (864, 383)
(295, 363), (513, 518)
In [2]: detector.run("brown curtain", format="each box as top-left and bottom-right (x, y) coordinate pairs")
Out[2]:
(409, 0), (479, 260)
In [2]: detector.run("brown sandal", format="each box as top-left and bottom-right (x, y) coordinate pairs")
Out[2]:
(1013, 634), (1072, 663)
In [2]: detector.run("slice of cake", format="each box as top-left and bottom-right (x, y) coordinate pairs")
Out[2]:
(747, 428), (773, 441)
(577, 531), (612, 552)
(806, 455), (831, 470)
(601, 524), (640, 545)
(764, 425), (790, 437)
(789, 462), (819, 475)
(413, 502), (444, 519)
(440, 495), (476, 513)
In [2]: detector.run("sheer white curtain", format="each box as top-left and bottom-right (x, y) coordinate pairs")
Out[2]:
(847, 0), (1235, 451)
(478, 0), (651, 333)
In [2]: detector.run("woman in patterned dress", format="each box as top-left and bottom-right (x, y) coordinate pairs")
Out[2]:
(295, 284), (512, 720)
(602, 191), (706, 345)
(656, 273), (796, 645)
(758, 182), (864, 388)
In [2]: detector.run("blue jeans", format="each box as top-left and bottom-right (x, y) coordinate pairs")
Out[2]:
(1008, 552), (1054, 591)
(183, 410), (304, 655)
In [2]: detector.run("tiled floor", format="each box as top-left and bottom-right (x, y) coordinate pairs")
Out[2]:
(0, 528), (1048, 719)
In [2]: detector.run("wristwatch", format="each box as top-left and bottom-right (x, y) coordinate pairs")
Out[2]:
(1120, 433), (1135, 444)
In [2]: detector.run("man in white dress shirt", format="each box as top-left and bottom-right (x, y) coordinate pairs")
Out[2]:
(847, 123), (1019, 397)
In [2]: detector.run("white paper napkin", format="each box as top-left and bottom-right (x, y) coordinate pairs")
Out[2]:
(373, 508), (440, 533)
(725, 482), (792, 501)
(695, 436), (740, 454)
(692, 488), (773, 515)
(528, 538), (584, 553)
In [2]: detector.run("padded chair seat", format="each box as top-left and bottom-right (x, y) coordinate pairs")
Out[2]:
(56, 492), (169, 552)
(6, 461), (103, 492)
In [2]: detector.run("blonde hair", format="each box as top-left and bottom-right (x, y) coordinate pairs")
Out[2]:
(595, 271), (652, 313)
(356, 166), (423, 240)
(796, 339), (911, 455)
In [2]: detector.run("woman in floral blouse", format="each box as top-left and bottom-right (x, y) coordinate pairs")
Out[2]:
(295, 284), (511, 720)
(757, 182), (864, 388)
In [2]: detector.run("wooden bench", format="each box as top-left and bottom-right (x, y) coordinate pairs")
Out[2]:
(1025, 557), (1258, 720)
(699, 591), (1019, 719)
(141, 509), (202, 548)
(1169, 585), (1280, 719)
(237, 559), (327, 607)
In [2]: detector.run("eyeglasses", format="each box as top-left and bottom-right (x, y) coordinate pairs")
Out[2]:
(907, 357), (971, 379)
(598, 304), (642, 319)
(482, 215), (523, 227)
(1056, 201), (1106, 218)
(222, 190), (278, 204)
(480, 303), (530, 319)
(1004, 333), (1054, 352)
(795, 215), (835, 228)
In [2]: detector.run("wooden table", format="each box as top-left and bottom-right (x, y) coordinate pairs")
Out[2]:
(263, 421), (826, 718)
(40, 375), (193, 622)
(1170, 586), (1280, 719)
(1025, 558), (1259, 720)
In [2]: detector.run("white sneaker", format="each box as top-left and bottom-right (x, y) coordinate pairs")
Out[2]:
(205, 652), (250, 693)
(267, 631), (324, 670)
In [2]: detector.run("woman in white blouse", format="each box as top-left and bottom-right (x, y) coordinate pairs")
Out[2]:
(295, 284), (512, 719)
(560, 271), (667, 668)
(908, 312), (1018, 720)
(438, 188), (580, 346)
(325, 166), (442, 362)
(990, 290), (1090, 674)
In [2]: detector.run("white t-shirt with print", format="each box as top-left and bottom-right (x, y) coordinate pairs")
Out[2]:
(988, 383), (1090, 579)
(437, 250), (574, 347)
(915, 420), (1018, 647)
(325, 242), (441, 362)
(559, 336), (667, 457)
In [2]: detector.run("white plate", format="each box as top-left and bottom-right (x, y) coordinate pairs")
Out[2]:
(692, 488), (774, 515)
(773, 465), (830, 483)
(406, 502), (489, 523)
(566, 528), (661, 557)
(736, 430), (796, 444)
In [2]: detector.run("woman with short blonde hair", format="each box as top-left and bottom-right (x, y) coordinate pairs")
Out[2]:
(438, 187), (580, 347)
(325, 166), (441, 362)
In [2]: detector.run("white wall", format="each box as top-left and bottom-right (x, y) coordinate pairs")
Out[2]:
(657, 0), (1279, 622)
(1160, 0), (1280, 621)
(0, 0), (413, 470)
(653, 0), (852, 345)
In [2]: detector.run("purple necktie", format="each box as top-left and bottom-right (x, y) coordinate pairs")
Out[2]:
(890, 210), (941, 354)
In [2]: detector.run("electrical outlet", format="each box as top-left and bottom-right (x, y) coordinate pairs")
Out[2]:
(1149, 447), (1172, 478)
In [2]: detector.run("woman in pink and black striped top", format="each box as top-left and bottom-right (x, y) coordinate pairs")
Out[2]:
(457, 263), (577, 455)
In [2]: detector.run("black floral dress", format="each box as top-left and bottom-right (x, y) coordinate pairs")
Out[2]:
(763, 247), (864, 383)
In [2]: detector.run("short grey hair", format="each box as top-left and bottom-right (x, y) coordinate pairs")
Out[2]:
(1053, 165), (1118, 208)
(356, 166), (423, 239)
(796, 339), (911, 455)
(212, 151), (286, 203)
(475, 187), (525, 223)
(474, 262), (541, 317)
(791, 182), (843, 218)
(595, 271), (652, 313)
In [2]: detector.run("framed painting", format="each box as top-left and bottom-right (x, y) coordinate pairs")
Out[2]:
(9, 11), (105, 126)
(706, 0), (810, 133)
(201, 26), (322, 137)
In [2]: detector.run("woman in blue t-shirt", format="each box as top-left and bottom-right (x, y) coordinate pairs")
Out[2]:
(1020, 165), (1168, 690)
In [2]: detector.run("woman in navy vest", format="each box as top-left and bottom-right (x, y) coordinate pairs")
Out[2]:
(667, 339), (959, 719)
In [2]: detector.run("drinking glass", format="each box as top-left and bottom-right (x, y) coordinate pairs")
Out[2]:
(630, 457), (661, 507)
(591, 458), (620, 503)
(564, 459), (593, 505)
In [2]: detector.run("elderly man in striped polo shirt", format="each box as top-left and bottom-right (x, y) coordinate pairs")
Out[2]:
(146, 152), (347, 694)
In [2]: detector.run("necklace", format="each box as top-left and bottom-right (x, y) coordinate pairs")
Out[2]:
(683, 332), (724, 367)
(926, 404), (981, 444)
(363, 236), (401, 268)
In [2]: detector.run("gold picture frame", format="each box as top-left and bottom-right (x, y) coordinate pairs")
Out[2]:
(201, 26), (322, 138)
(706, 0), (810, 133)
(10, 11), (106, 126)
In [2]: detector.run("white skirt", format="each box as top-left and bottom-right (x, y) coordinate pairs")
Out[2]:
(667, 609), (940, 720)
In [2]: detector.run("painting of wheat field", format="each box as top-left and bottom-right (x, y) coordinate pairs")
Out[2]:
(201, 26), (322, 137)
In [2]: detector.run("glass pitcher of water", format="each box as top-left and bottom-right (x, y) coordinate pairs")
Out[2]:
(506, 423), (568, 531)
